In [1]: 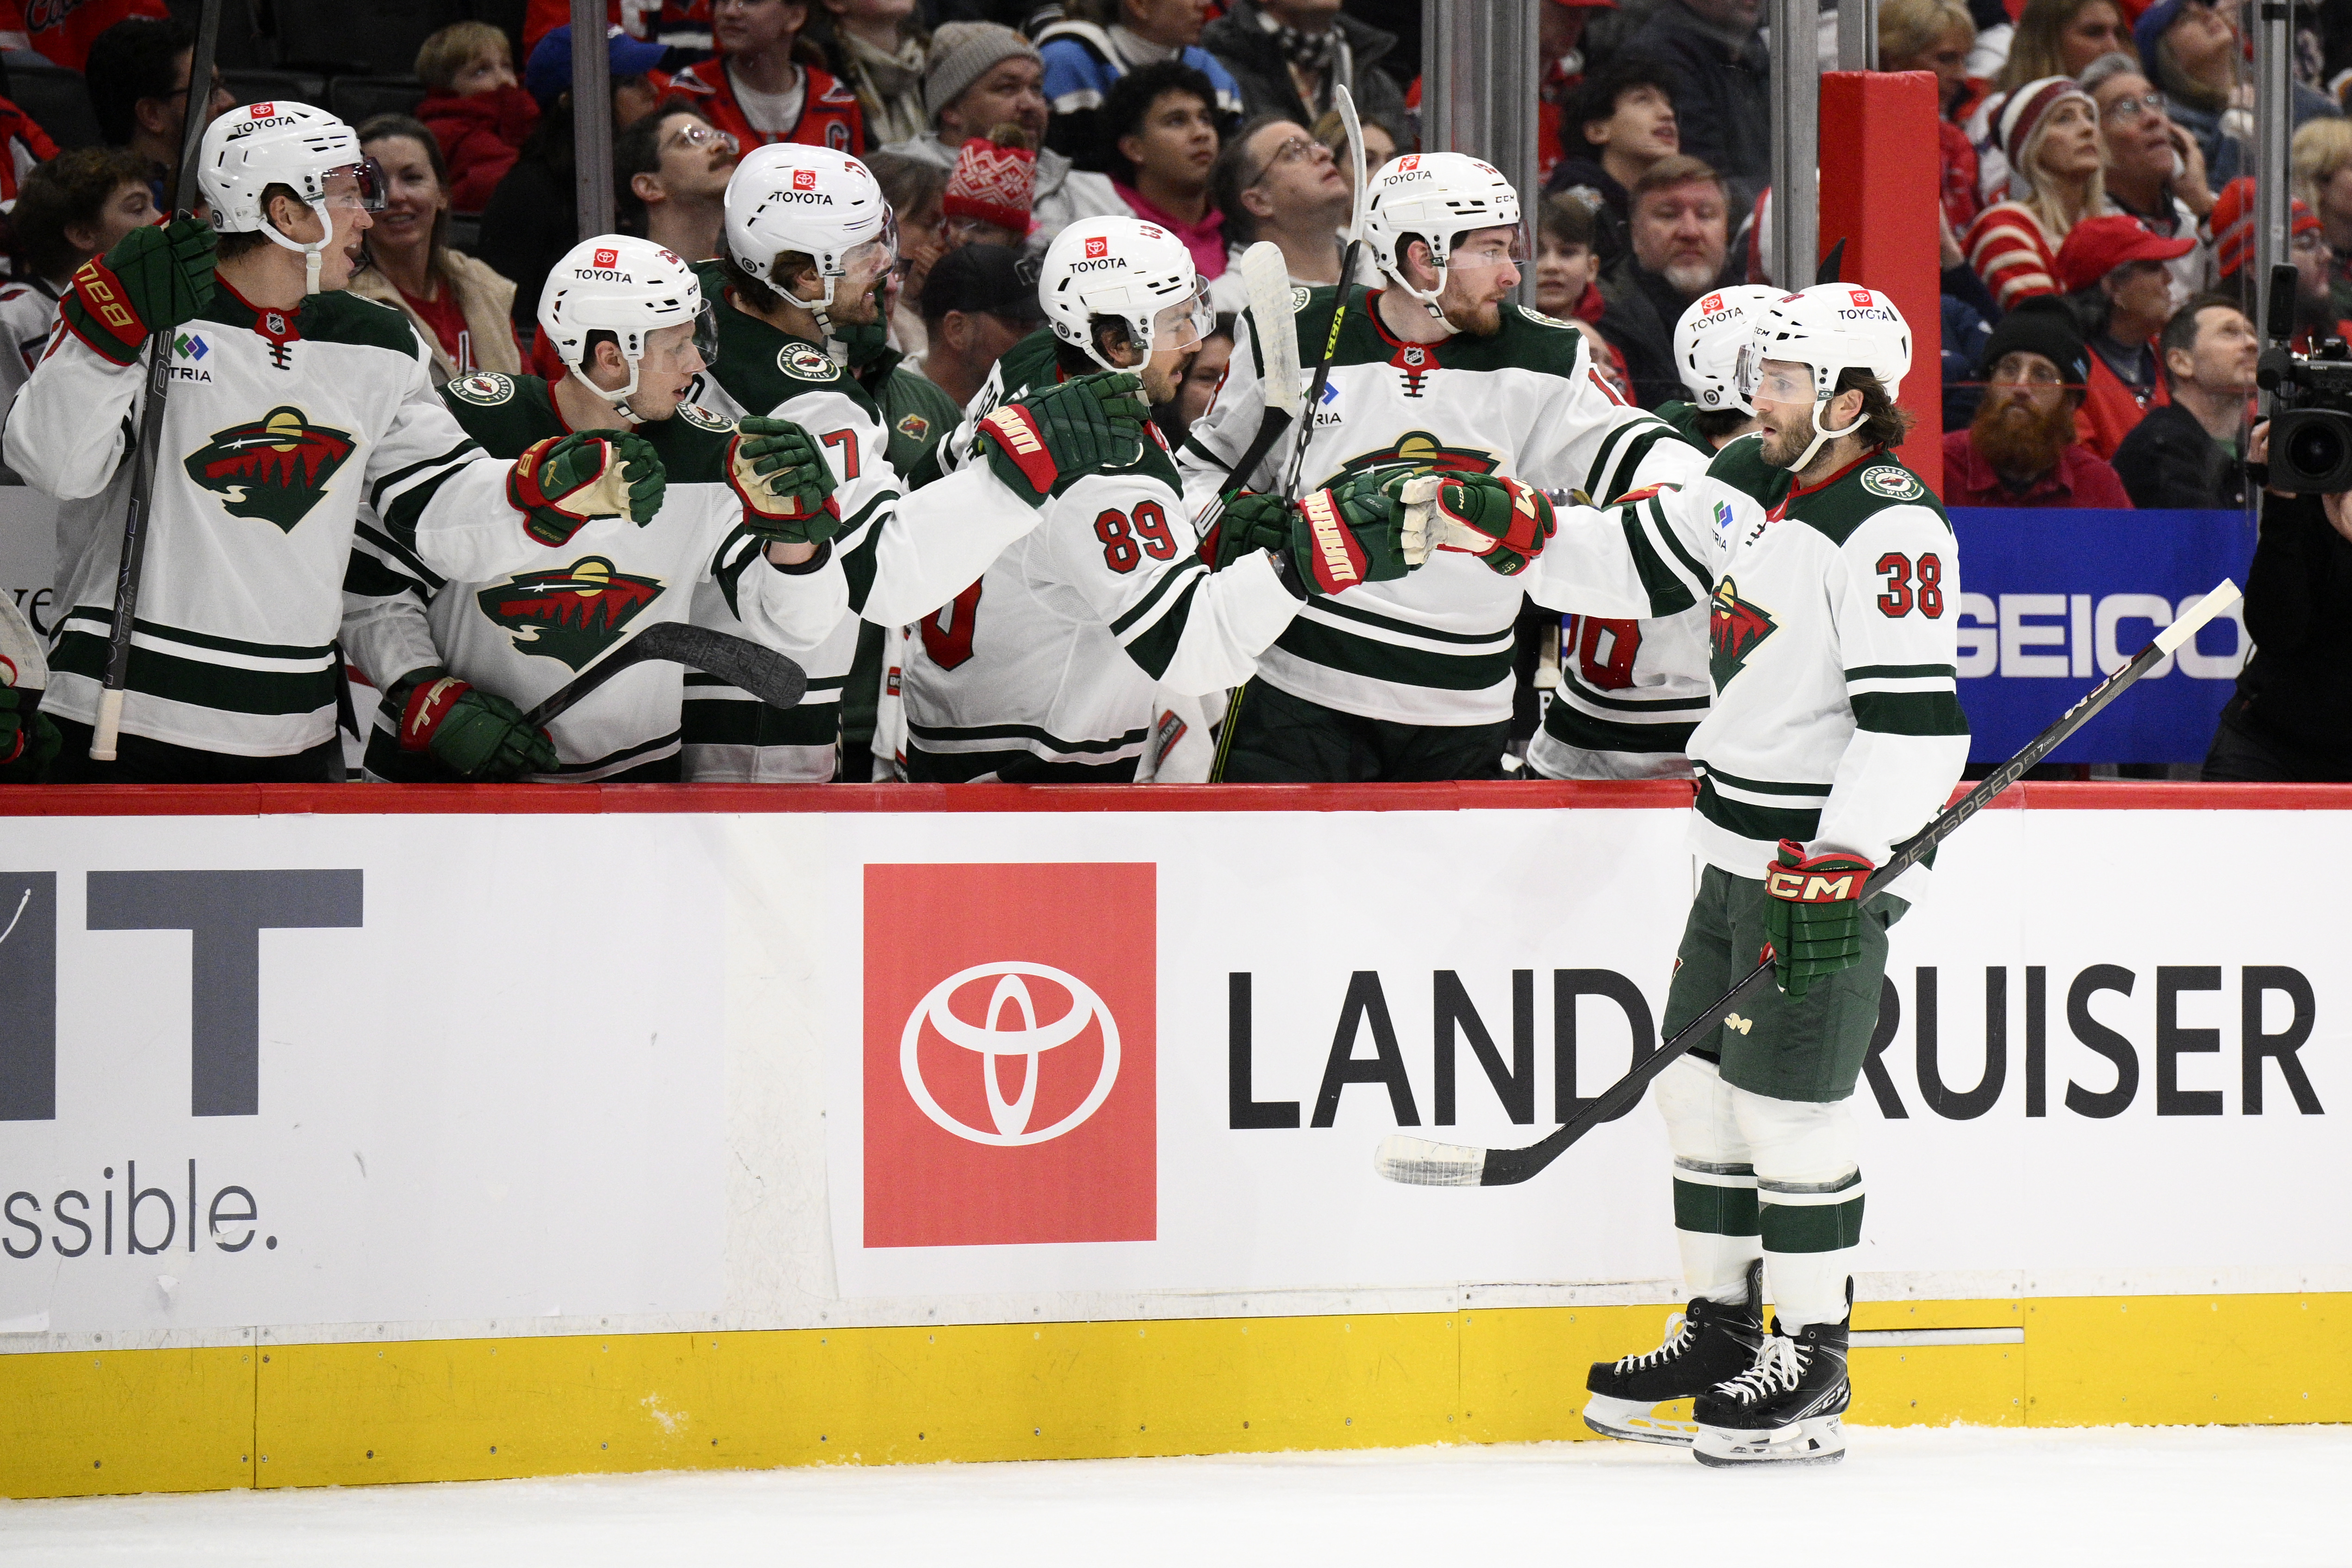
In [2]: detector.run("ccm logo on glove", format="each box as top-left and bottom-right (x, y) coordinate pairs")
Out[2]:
(1763, 862), (1868, 902)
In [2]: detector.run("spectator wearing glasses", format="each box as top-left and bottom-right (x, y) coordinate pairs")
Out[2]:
(615, 107), (741, 263)
(351, 115), (523, 386)
(1941, 300), (2132, 507)
(1105, 61), (1228, 283)
(672, 0), (868, 154)
(81, 16), (233, 209)
(1211, 116), (1352, 297)
(2053, 213), (2193, 459)
(2082, 51), (2213, 301)
(2112, 293), (2256, 511)
(915, 242), (1045, 409)
(1038, 0), (1245, 172)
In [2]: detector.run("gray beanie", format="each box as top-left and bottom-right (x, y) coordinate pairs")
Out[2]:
(923, 22), (1040, 126)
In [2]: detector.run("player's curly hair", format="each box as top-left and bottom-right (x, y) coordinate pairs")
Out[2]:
(1838, 365), (1915, 452)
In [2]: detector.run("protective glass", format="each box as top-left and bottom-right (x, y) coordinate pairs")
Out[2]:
(1148, 280), (1213, 354)
(1440, 222), (1531, 274)
(322, 159), (389, 213)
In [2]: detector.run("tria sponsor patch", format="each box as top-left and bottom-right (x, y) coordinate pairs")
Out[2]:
(182, 406), (355, 532)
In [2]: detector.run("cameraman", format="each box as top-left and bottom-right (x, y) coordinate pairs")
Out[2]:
(2203, 443), (2352, 781)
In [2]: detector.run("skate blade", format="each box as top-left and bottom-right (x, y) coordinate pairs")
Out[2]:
(1692, 1414), (1845, 1468)
(1581, 1394), (1699, 1448)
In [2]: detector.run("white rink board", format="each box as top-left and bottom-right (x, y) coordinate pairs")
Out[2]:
(0, 801), (2342, 1349)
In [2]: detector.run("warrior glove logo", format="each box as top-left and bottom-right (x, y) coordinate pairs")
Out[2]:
(183, 406), (355, 531)
(1709, 577), (1777, 689)
(475, 556), (663, 670)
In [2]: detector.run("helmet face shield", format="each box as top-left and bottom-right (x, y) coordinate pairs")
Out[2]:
(1748, 360), (1817, 406)
(1148, 281), (1213, 355)
(322, 158), (387, 213)
(692, 301), (719, 368)
(1441, 222), (1530, 275)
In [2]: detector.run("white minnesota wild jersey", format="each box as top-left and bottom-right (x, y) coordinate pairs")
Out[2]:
(340, 373), (848, 781)
(1533, 437), (1970, 891)
(2, 284), (548, 756)
(898, 330), (1300, 778)
(1176, 284), (1707, 727)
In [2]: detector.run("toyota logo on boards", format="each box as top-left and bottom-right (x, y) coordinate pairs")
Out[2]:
(862, 863), (1155, 1247)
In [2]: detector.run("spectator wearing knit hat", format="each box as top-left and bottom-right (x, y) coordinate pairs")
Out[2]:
(880, 21), (1125, 249)
(1942, 300), (2133, 507)
(1962, 75), (2112, 313)
(2134, 0), (2338, 191)
(1104, 60), (1228, 283)
(2054, 213), (2194, 459)
(2111, 293), (2257, 511)
(944, 135), (1039, 248)
(2209, 177), (2350, 352)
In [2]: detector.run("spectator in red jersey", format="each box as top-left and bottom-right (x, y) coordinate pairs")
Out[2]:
(0, 0), (164, 71)
(1942, 300), (2134, 506)
(416, 21), (541, 215)
(0, 96), (58, 208)
(671, 0), (866, 153)
(349, 116), (523, 386)
(81, 16), (232, 208)
(2053, 213), (2191, 457)
(1878, 0), (1981, 233)
(1962, 75), (2110, 312)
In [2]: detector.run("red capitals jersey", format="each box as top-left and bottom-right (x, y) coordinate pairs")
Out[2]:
(671, 58), (863, 154)
(1, 0), (168, 70)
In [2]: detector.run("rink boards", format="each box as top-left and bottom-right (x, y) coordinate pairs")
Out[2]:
(0, 780), (2345, 1497)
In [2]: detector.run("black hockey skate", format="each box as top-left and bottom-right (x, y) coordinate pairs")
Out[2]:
(1582, 1260), (1764, 1447)
(1692, 1305), (1852, 1468)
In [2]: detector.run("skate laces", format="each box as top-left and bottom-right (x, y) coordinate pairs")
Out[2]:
(1716, 1333), (1804, 1402)
(1615, 1310), (1693, 1373)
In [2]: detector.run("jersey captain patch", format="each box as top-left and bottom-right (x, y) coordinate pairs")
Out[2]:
(182, 405), (356, 531)
(1709, 577), (1777, 689)
(1859, 465), (1926, 501)
(674, 401), (734, 434)
(447, 371), (515, 406)
(474, 555), (664, 671)
(778, 342), (840, 382)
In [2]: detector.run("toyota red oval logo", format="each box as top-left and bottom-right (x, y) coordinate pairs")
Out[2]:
(593, 247), (618, 268)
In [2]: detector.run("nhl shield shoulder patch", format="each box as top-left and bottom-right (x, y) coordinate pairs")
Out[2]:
(674, 401), (734, 434)
(447, 371), (515, 406)
(1859, 465), (1926, 501)
(778, 343), (840, 382)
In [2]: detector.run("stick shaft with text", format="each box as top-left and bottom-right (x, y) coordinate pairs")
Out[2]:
(1375, 579), (2245, 1189)
(89, 0), (223, 760)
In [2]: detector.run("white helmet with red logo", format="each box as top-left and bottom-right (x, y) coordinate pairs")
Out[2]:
(1673, 285), (1781, 413)
(1039, 215), (1209, 372)
(1360, 151), (1522, 319)
(723, 143), (894, 347)
(1735, 282), (1913, 468)
(198, 100), (385, 293)
(539, 235), (714, 411)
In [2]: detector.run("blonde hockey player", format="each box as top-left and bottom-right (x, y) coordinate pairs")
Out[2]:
(342, 235), (852, 782)
(1177, 149), (1706, 782)
(897, 216), (1409, 781)
(3, 101), (655, 783)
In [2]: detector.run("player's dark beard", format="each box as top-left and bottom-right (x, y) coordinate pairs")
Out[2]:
(1969, 392), (2075, 481)
(1442, 297), (1505, 336)
(1757, 407), (1815, 470)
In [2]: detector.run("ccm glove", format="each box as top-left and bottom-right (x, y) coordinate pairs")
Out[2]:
(510, 430), (665, 545)
(0, 685), (60, 781)
(1283, 467), (1420, 595)
(61, 215), (218, 366)
(395, 671), (558, 781)
(1760, 839), (1875, 999)
(1402, 473), (1559, 577)
(976, 371), (1150, 507)
(727, 416), (842, 543)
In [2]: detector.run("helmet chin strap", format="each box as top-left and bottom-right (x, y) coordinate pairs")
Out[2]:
(259, 202), (334, 295)
(1388, 261), (1452, 324)
(1789, 395), (1864, 474)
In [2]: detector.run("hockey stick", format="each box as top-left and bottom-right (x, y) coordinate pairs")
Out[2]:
(87, 0), (222, 761)
(1277, 83), (1367, 501)
(1195, 241), (1305, 529)
(523, 621), (808, 729)
(1375, 578), (2246, 1188)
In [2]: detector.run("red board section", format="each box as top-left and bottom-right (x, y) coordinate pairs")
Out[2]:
(861, 862), (1157, 1248)
(1820, 69), (1944, 497)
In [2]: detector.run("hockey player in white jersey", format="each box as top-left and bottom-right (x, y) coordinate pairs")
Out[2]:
(1525, 284), (1786, 783)
(3, 101), (659, 782)
(1437, 283), (1965, 1466)
(1176, 149), (1706, 781)
(898, 215), (1408, 780)
(342, 236), (851, 782)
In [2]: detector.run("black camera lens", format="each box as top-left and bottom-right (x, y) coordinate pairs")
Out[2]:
(2288, 420), (2344, 479)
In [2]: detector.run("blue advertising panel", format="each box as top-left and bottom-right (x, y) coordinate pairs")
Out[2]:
(1948, 508), (2255, 765)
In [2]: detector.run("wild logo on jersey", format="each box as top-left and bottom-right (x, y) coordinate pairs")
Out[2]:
(1330, 430), (1498, 487)
(181, 405), (355, 531)
(474, 555), (664, 670)
(1709, 577), (1776, 689)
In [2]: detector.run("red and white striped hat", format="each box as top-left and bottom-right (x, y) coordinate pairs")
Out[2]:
(1997, 75), (2095, 173)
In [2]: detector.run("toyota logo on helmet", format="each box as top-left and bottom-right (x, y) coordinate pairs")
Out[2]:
(593, 247), (618, 268)
(900, 962), (1120, 1147)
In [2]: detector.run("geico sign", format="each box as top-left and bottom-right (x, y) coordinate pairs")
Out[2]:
(901, 960), (1119, 1145)
(1956, 592), (2247, 680)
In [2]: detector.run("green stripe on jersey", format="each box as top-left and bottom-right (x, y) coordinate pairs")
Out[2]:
(1851, 689), (1970, 735)
(1695, 775), (1822, 843)
(1847, 662), (1957, 682)
(1306, 592), (1513, 647)
(1621, 503), (1699, 617)
(51, 630), (336, 716)
(907, 720), (1149, 754)
(1120, 576), (1201, 679)
(1700, 764), (1832, 797)
(56, 608), (335, 663)
(1275, 616), (1516, 691)
(1541, 702), (1697, 754)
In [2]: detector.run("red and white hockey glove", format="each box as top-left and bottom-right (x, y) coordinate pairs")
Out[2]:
(509, 430), (666, 545)
(976, 371), (1150, 508)
(1760, 839), (1874, 999)
(396, 671), (559, 781)
(1402, 473), (1559, 577)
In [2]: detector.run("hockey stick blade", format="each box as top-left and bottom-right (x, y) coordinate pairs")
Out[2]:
(524, 622), (808, 729)
(1196, 243), (1306, 533)
(1372, 578), (2242, 1189)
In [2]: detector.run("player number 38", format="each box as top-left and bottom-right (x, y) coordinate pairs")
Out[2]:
(1874, 552), (1944, 618)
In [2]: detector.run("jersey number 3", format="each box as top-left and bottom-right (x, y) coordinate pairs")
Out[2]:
(1875, 553), (1945, 617)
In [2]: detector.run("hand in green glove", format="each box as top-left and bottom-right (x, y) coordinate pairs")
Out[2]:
(60, 215), (218, 367)
(0, 685), (60, 782)
(975, 371), (1151, 508)
(1207, 489), (1294, 570)
(1405, 472), (1559, 577)
(1284, 466), (1423, 594)
(1759, 839), (1874, 999)
(509, 430), (666, 545)
(394, 671), (559, 781)
(727, 415), (842, 543)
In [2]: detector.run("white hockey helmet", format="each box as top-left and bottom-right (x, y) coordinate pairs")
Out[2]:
(1360, 151), (1523, 319)
(539, 235), (715, 412)
(1039, 215), (1209, 371)
(199, 101), (386, 294)
(1673, 285), (1781, 412)
(1736, 282), (1913, 469)
(723, 143), (895, 348)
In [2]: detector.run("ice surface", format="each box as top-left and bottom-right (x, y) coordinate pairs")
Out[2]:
(3, 1425), (2343, 1568)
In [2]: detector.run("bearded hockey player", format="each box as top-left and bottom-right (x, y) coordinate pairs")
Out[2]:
(1432, 282), (1963, 1466)
(3, 102), (654, 783)
(1176, 150), (1704, 782)
(1524, 284), (1786, 783)
(342, 236), (851, 782)
(897, 216), (1412, 781)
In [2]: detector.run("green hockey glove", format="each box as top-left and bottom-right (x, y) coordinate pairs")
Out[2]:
(1206, 489), (1294, 570)
(0, 685), (60, 781)
(1285, 467), (1420, 595)
(975, 371), (1151, 507)
(60, 215), (217, 366)
(1403, 472), (1559, 576)
(727, 415), (842, 543)
(1760, 839), (1874, 999)
(395, 671), (559, 781)
(832, 283), (892, 370)
(509, 430), (665, 545)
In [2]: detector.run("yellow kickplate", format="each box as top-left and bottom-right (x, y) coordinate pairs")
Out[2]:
(0, 1346), (254, 1499)
(2025, 1294), (2352, 1427)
